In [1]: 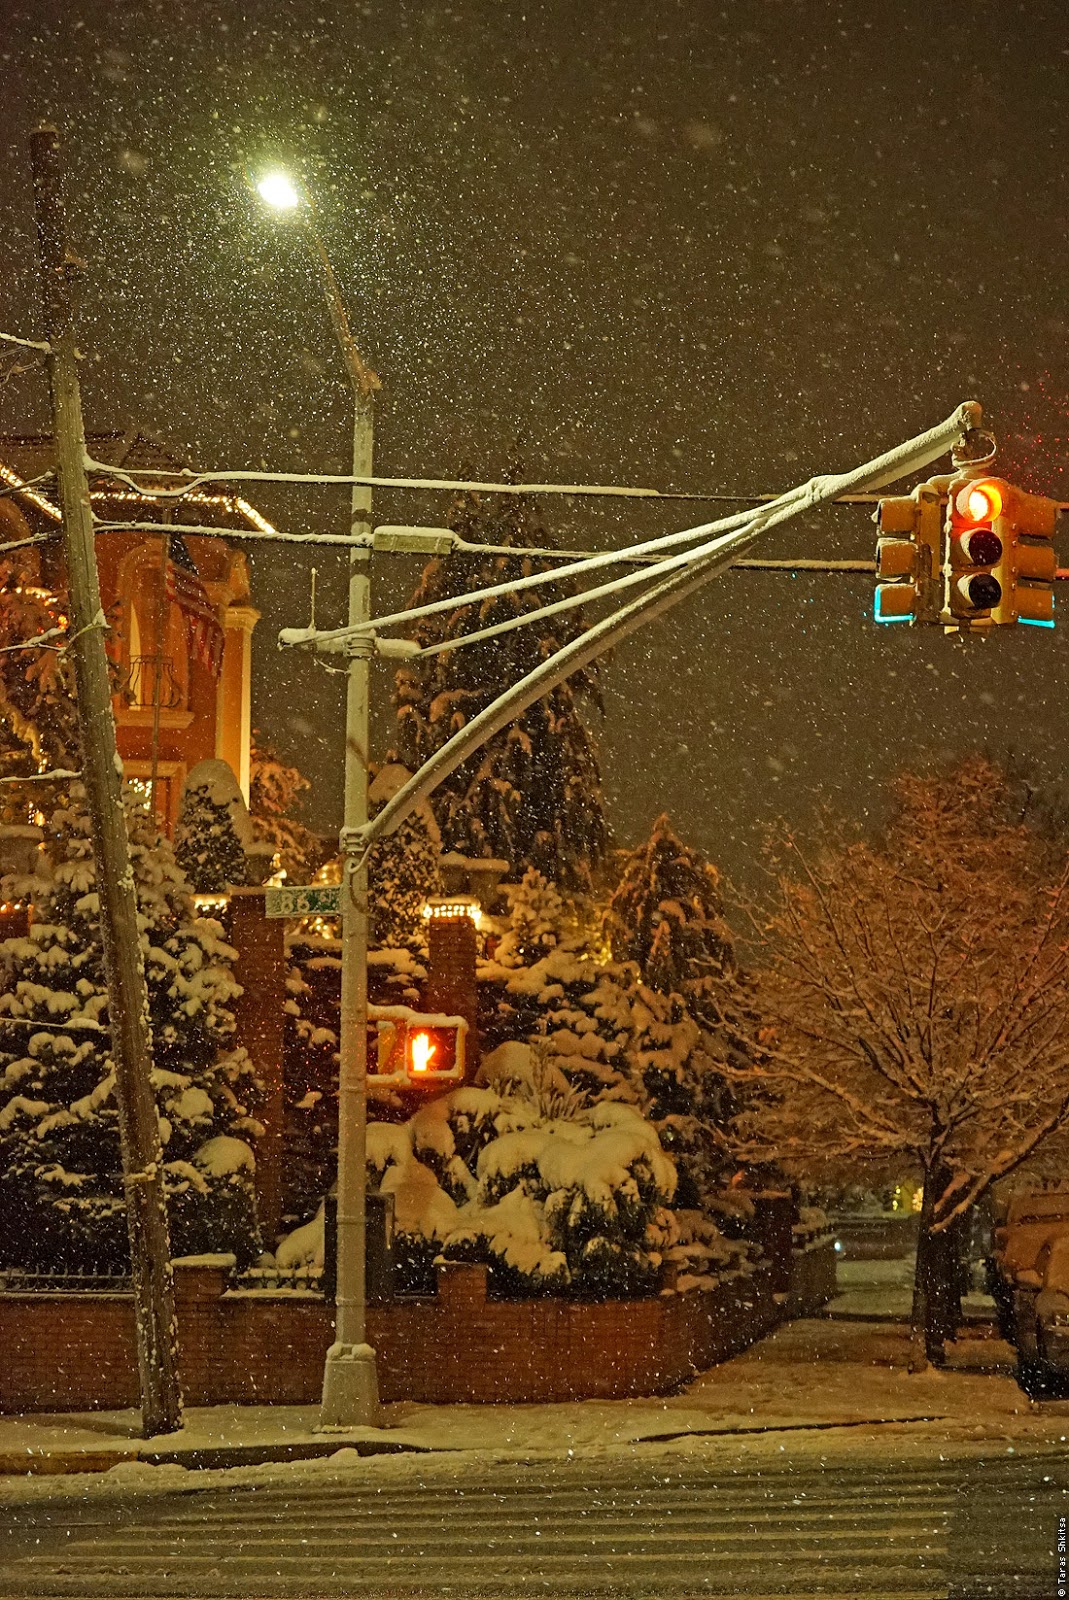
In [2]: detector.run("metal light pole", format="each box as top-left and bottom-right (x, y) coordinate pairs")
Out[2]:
(258, 172), (381, 1426)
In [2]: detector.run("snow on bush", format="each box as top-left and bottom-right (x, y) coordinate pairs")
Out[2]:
(351, 1042), (681, 1299)
(281, 931), (428, 1230)
(480, 932), (735, 1212)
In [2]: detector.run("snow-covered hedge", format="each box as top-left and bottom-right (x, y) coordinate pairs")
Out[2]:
(374, 1043), (679, 1300)
(278, 1043), (688, 1300)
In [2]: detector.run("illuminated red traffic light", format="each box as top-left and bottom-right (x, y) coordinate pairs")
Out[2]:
(954, 480), (1004, 526)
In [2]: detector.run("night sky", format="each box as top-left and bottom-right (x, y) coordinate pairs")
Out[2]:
(1, 0), (1067, 888)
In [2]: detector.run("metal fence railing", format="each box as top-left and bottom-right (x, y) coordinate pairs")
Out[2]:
(0, 1270), (133, 1293)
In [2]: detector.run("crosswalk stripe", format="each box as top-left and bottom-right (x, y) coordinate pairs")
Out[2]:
(137, 1488), (961, 1517)
(16, 1543), (951, 1568)
(100, 1505), (953, 1535)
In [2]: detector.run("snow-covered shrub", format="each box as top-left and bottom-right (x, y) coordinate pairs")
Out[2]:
(479, 942), (735, 1212)
(280, 931), (429, 1231)
(0, 786), (263, 1272)
(360, 1043), (680, 1300)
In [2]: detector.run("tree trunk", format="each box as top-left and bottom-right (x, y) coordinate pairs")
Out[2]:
(910, 1162), (957, 1369)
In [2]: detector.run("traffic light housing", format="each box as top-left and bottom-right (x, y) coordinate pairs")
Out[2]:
(874, 480), (943, 624)
(945, 475), (1057, 630)
(367, 1008), (468, 1088)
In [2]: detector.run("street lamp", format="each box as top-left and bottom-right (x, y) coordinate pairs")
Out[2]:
(257, 168), (380, 1429)
(256, 171), (301, 212)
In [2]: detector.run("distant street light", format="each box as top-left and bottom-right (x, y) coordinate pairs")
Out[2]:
(257, 167), (380, 1430)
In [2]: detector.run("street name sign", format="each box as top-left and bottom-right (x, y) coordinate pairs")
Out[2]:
(264, 884), (344, 919)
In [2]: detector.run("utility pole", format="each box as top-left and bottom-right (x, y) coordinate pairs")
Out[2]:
(30, 126), (182, 1437)
(303, 208), (381, 1428)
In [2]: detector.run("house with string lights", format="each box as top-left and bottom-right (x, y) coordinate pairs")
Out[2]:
(0, 427), (269, 829)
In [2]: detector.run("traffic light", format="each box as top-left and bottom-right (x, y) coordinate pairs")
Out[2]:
(874, 480), (943, 624)
(405, 1022), (465, 1085)
(946, 475), (1058, 630)
(366, 1009), (467, 1087)
(946, 475), (1004, 625)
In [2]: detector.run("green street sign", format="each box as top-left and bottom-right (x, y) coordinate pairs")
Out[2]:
(264, 884), (344, 919)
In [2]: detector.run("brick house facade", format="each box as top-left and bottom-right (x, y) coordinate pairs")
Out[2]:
(0, 427), (265, 827)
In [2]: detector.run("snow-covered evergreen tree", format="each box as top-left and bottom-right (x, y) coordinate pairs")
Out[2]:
(367, 764), (442, 958)
(605, 815), (737, 1028)
(491, 867), (567, 969)
(249, 742), (324, 884)
(175, 760), (250, 893)
(0, 786), (263, 1271)
(391, 475), (606, 890)
(479, 934), (735, 1210)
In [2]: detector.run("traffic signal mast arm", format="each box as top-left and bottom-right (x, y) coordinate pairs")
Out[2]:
(319, 402), (980, 857)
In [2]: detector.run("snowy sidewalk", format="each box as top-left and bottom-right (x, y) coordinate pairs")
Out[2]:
(2, 1297), (1065, 1479)
(825, 1254), (994, 1322)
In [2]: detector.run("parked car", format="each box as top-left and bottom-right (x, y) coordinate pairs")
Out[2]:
(1010, 1232), (1069, 1399)
(986, 1191), (1069, 1342)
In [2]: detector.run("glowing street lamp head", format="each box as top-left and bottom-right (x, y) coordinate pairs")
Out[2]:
(257, 171), (301, 211)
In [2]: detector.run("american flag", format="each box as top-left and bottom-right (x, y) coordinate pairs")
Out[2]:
(165, 536), (224, 677)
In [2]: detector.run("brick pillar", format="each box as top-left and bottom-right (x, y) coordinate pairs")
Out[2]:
(424, 905), (479, 1078)
(227, 887), (287, 1243)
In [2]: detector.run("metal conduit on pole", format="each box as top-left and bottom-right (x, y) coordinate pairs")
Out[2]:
(30, 125), (182, 1438)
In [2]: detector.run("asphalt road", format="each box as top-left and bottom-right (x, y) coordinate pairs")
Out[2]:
(1, 1444), (1066, 1599)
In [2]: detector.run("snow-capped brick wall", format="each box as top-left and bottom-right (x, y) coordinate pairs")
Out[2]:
(0, 1254), (788, 1411)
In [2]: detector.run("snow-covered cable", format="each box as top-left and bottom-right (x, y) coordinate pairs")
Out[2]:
(0, 625), (67, 654)
(414, 513), (770, 658)
(417, 554), (886, 659)
(84, 456), (783, 505)
(0, 531), (54, 555)
(92, 519), (364, 549)
(358, 401), (980, 852)
(0, 330), (50, 353)
(282, 495), (802, 651)
(0, 1014), (105, 1033)
(0, 768), (81, 783)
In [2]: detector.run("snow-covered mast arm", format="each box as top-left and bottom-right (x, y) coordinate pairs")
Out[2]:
(356, 402), (980, 854)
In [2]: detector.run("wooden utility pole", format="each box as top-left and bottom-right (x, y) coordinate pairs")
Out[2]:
(30, 125), (182, 1437)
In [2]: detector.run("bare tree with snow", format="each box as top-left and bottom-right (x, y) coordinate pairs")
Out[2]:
(733, 758), (1069, 1366)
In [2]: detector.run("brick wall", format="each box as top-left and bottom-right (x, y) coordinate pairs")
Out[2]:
(0, 1259), (781, 1414)
(424, 912), (479, 1072)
